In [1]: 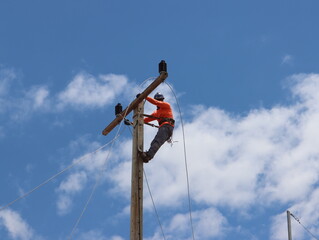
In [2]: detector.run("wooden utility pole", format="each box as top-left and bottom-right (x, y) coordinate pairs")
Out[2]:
(130, 101), (144, 240)
(287, 210), (292, 240)
(101, 61), (168, 240)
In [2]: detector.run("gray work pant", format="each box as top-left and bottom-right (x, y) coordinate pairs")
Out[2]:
(147, 124), (174, 159)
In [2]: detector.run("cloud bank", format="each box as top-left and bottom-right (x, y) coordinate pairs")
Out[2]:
(4, 68), (319, 239)
(57, 73), (128, 109)
(0, 209), (42, 240)
(0, 69), (129, 121)
(107, 73), (319, 239)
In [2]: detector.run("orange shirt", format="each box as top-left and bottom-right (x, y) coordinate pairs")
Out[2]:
(144, 97), (174, 127)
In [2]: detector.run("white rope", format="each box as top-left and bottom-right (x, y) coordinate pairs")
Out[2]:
(165, 81), (196, 240)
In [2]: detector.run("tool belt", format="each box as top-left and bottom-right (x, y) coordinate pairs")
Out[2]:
(159, 118), (175, 126)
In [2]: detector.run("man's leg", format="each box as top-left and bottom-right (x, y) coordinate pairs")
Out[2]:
(147, 125), (173, 159)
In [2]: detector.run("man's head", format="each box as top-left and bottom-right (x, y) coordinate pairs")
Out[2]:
(154, 92), (165, 101)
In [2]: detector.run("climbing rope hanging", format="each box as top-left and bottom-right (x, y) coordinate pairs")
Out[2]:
(138, 79), (196, 239)
(165, 81), (196, 240)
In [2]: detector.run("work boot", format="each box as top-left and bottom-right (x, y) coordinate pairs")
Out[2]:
(140, 152), (152, 163)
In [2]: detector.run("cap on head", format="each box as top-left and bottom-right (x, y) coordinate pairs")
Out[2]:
(154, 92), (164, 101)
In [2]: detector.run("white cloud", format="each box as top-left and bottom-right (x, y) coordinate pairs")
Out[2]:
(77, 229), (124, 240)
(26, 86), (50, 110)
(144, 208), (227, 240)
(168, 208), (227, 240)
(272, 188), (319, 240)
(58, 171), (87, 193)
(282, 54), (294, 65)
(8, 85), (50, 121)
(57, 73), (128, 109)
(0, 209), (40, 240)
(0, 69), (130, 124)
(0, 67), (17, 114)
(191, 208), (228, 239)
(271, 210), (306, 240)
(110, 236), (125, 240)
(55, 137), (113, 215)
(0, 126), (4, 138)
(107, 73), (319, 238)
(56, 171), (87, 215)
(0, 67), (16, 96)
(56, 194), (73, 216)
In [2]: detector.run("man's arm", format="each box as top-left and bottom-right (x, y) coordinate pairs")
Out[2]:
(144, 115), (156, 124)
(146, 97), (170, 108)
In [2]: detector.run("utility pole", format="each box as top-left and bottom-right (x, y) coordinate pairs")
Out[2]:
(130, 101), (144, 240)
(287, 210), (292, 240)
(102, 60), (168, 240)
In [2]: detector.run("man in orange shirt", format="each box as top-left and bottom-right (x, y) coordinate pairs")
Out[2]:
(140, 92), (174, 163)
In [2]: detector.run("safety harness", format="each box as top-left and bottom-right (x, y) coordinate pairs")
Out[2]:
(143, 114), (175, 126)
(124, 115), (175, 145)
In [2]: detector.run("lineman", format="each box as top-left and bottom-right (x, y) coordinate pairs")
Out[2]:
(140, 92), (175, 163)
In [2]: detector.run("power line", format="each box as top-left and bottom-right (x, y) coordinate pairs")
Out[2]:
(68, 98), (133, 239)
(67, 128), (125, 239)
(290, 212), (319, 240)
(165, 82), (196, 240)
(69, 77), (162, 239)
(0, 135), (121, 213)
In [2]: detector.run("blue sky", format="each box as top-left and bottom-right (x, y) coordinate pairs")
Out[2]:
(1, 1), (319, 240)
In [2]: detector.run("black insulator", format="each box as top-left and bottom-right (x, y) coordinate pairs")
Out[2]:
(159, 60), (167, 73)
(115, 103), (122, 116)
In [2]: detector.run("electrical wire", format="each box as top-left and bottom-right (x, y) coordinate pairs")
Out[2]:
(67, 127), (126, 239)
(68, 76), (154, 238)
(68, 79), (194, 240)
(165, 81), (196, 240)
(68, 98), (133, 239)
(0, 134), (121, 213)
(0, 76), (192, 240)
(139, 77), (156, 89)
(290, 212), (319, 240)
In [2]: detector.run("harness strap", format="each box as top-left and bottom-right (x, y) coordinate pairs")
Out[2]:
(143, 114), (175, 125)
(159, 118), (175, 125)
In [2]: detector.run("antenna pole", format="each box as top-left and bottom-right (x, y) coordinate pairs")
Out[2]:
(130, 101), (144, 240)
(287, 210), (292, 240)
